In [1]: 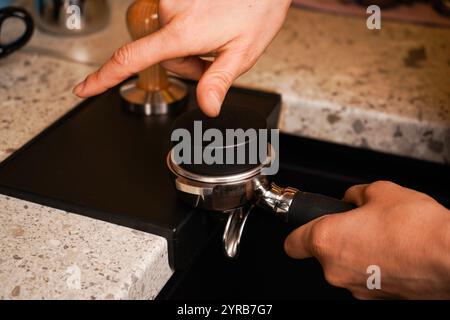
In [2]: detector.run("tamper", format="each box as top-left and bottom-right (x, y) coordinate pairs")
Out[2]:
(120, 0), (188, 116)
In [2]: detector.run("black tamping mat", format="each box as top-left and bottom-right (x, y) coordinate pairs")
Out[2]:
(0, 79), (281, 270)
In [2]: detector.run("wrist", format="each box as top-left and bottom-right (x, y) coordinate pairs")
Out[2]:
(429, 211), (450, 298)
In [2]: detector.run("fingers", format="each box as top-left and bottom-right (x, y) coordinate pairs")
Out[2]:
(344, 184), (370, 206)
(285, 185), (368, 260)
(73, 26), (187, 98)
(161, 56), (211, 80)
(196, 50), (248, 117)
(284, 185), (369, 259)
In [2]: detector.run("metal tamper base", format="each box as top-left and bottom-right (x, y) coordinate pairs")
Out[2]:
(120, 77), (188, 116)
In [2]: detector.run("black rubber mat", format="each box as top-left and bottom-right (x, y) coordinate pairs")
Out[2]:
(0, 79), (281, 270)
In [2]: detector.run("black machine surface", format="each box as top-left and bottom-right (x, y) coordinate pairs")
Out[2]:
(0, 80), (448, 299)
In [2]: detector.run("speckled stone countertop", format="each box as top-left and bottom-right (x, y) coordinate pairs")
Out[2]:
(0, 53), (173, 300)
(0, 195), (171, 300)
(237, 9), (450, 164)
(0, 0), (449, 300)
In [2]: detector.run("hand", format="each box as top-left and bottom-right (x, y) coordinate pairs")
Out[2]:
(284, 181), (450, 299)
(73, 0), (292, 117)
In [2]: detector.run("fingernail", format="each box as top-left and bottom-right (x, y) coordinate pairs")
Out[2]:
(73, 80), (86, 96)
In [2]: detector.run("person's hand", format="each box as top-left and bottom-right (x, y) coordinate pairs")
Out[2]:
(285, 181), (450, 299)
(73, 0), (292, 117)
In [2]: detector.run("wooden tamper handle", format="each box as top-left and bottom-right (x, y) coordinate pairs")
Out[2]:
(119, 0), (188, 116)
(127, 0), (169, 91)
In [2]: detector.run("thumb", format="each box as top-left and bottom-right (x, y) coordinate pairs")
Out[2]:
(284, 218), (326, 260)
(197, 51), (246, 117)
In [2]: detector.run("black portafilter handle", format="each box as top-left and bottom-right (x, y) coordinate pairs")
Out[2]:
(258, 184), (357, 227)
(286, 191), (357, 227)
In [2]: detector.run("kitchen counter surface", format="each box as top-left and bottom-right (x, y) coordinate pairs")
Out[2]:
(0, 194), (171, 300)
(238, 9), (450, 164)
(0, 53), (173, 300)
(0, 1), (449, 299)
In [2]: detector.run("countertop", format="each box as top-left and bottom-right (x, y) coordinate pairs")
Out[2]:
(0, 53), (172, 300)
(1, 0), (449, 299)
(0, 194), (171, 300)
(238, 9), (450, 164)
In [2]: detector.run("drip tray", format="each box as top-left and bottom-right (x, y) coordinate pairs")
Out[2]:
(0, 80), (281, 270)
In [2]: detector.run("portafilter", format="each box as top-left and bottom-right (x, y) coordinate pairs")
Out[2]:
(167, 105), (356, 259)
